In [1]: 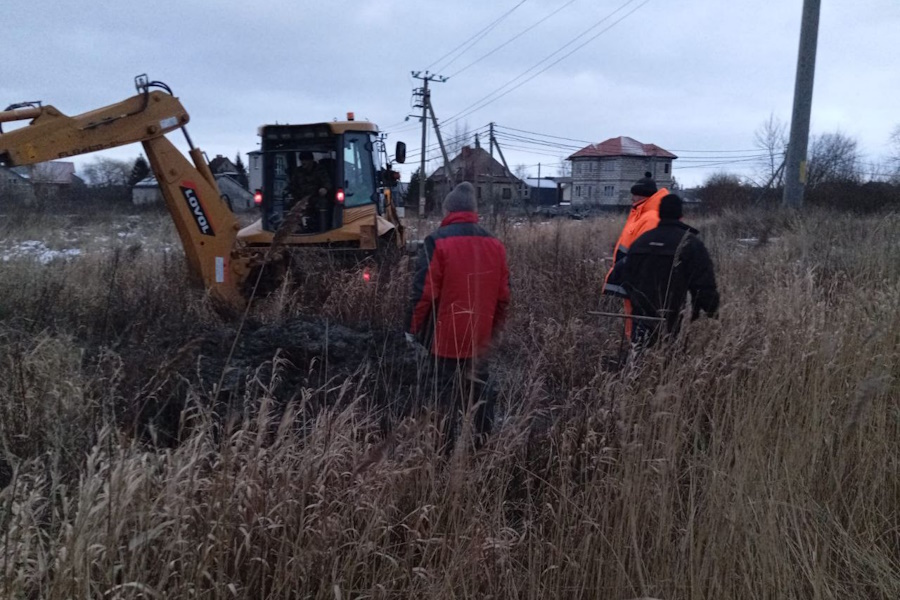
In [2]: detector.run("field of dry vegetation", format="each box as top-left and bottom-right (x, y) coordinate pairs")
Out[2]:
(0, 203), (898, 599)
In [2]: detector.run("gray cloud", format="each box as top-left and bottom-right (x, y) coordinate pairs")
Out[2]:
(3, 0), (898, 186)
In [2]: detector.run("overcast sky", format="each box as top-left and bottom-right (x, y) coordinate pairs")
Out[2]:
(3, 0), (898, 187)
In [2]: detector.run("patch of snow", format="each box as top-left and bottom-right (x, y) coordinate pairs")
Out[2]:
(1, 241), (83, 264)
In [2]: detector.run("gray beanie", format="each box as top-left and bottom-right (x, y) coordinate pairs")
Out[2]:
(442, 181), (477, 213)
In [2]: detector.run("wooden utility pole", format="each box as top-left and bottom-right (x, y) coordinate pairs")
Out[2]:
(411, 71), (447, 216)
(782, 0), (821, 209)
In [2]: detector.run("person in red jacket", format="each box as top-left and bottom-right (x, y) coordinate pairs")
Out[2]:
(406, 181), (511, 439)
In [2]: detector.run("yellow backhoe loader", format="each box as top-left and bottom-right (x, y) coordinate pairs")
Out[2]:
(0, 75), (407, 307)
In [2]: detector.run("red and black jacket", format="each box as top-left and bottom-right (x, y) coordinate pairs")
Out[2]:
(406, 211), (510, 359)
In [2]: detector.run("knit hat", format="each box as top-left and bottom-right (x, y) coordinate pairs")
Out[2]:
(443, 181), (477, 213)
(659, 193), (683, 220)
(630, 171), (657, 198)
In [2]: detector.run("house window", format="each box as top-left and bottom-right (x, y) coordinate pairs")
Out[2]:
(590, 162), (596, 173)
(602, 160), (615, 172)
(604, 185), (615, 197)
(575, 185), (581, 197)
(587, 185), (592, 198)
(664, 162), (670, 174)
(502, 187), (511, 200)
(477, 186), (482, 199)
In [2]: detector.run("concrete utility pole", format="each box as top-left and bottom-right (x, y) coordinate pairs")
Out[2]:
(427, 98), (454, 205)
(489, 122), (495, 208)
(782, 0), (821, 209)
(411, 71), (447, 217)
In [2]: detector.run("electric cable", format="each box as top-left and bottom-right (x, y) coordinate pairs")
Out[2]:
(448, 0), (578, 79)
(425, 1), (528, 73)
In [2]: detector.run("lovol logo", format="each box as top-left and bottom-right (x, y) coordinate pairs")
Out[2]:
(181, 184), (214, 236)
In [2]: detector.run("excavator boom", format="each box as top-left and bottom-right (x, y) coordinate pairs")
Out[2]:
(0, 78), (246, 306)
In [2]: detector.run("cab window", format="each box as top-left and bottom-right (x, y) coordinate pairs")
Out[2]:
(342, 133), (376, 207)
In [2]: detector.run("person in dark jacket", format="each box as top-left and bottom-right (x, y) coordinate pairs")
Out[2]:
(609, 193), (719, 350)
(289, 151), (331, 231)
(406, 181), (511, 440)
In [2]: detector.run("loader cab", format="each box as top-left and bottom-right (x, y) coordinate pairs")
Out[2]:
(256, 122), (380, 234)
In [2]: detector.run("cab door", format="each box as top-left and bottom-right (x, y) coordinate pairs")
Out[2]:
(339, 132), (377, 208)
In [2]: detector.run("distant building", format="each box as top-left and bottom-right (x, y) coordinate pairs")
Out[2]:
(209, 154), (249, 190)
(248, 150), (262, 192)
(521, 177), (562, 206)
(1, 161), (77, 203)
(132, 174), (255, 211)
(132, 176), (162, 205)
(567, 137), (677, 206)
(556, 176), (572, 203)
(429, 145), (520, 209)
(0, 166), (35, 203)
(208, 155), (239, 175)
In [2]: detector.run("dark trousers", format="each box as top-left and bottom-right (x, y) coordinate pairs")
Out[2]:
(424, 356), (496, 446)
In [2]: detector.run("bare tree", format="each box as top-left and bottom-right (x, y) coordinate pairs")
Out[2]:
(806, 131), (861, 189)
(754, 114), (787, 186)
(704, 172), (743, 187)
(444, 122), (471, 158)
(557, 157), (572, 177)
(82, 157), (131, 187)
(513, 164), (528, 180)
(697, 172), (751, 210)
(889, 125), (900, 181)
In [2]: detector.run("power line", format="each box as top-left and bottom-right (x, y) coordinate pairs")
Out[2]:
(441, 0), (651, 127)
(493, 131), (583, 151)
(493, 130), (770, 162)
(673, 156), (781, 170)
(496, 124), (763, 155)
(425, 1), (528, 73)
(496, 124), (592, 145)
(492, 141), (574, 158)
(448, 0), (578, 79)
(403, 124), (491, 161)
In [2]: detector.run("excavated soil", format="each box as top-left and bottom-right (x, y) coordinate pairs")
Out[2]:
(198, 316), (422, 395)
(138, 315), (427, 440)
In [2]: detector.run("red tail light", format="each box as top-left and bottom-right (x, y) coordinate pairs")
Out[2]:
(253, 190), (263, 205)
(362, 268), (371, 283)
(336, 188), (345, 203)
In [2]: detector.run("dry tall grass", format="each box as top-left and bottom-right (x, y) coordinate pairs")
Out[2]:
(0, 208), (898, 598)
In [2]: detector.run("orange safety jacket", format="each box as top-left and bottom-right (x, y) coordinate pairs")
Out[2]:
(603, 187), (669, 297)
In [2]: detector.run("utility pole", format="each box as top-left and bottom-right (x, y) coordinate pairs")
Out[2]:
(427, 99), (453, 191)
(487, 124), (513, 216)
(489, 122), (495, 211)
(782, 0), (821, 209)
(490, 128), (512, 176)
(412, 71), (447, 217)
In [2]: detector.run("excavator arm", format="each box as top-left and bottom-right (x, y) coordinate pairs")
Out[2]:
(0, 76), (247, 306)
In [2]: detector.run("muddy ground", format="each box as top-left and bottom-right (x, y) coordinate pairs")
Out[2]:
(134, 315), (427, 440)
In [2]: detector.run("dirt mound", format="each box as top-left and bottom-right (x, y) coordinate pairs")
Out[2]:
(150, 316), (426, 426)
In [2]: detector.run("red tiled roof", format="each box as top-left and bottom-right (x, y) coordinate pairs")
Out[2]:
(567, 136), (677, 160)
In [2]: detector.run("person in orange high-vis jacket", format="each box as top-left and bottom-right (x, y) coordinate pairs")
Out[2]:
(603, 172), (669, 338)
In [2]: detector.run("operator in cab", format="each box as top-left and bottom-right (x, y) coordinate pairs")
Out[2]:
(289, 151), (331, 232)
